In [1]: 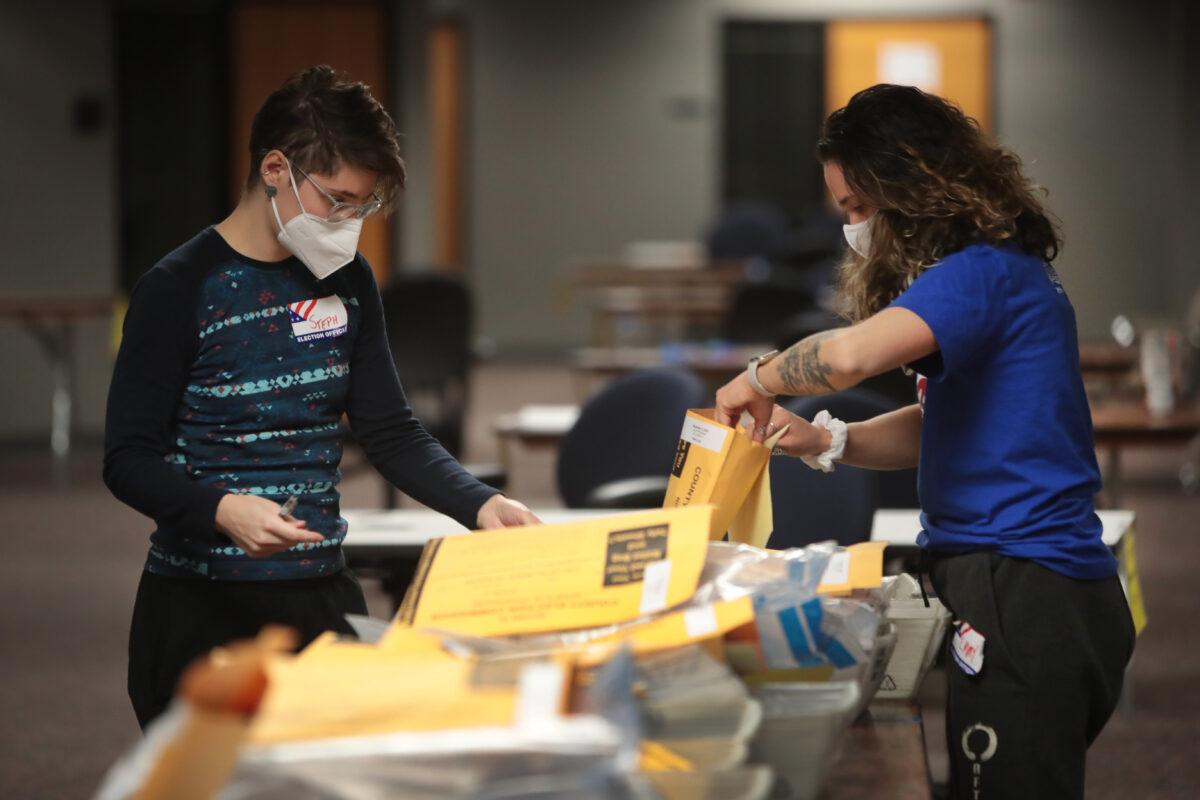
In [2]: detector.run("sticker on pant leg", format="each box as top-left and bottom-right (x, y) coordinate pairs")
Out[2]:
(952, 620), (986, 675)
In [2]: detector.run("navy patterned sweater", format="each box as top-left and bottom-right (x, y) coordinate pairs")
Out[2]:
(104, 227), (497, 580)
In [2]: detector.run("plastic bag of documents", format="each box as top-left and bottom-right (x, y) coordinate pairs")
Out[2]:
(749, 590), (880, 674)
(222, 715), (633, 800)
(426, 541), (835, 666)
(749, 681), (860, 800)
(222, 650), (644, 800)
(630, 646), (762, 743)
(632, 766), (774, 800)
(693, 541), (836, 605)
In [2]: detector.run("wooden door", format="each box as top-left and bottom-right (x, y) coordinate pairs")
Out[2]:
(429, 19), (465, 271)
(826, 19), (991, 131)
(230, 1), (393, 283)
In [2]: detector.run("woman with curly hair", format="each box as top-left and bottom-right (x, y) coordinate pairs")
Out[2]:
(715, 84), (1134, 798)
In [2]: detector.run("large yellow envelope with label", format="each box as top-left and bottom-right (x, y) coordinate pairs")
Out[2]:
(663, 409), (782, 546)
(248, 635), (527, 744)
(396, 506), (713, 637)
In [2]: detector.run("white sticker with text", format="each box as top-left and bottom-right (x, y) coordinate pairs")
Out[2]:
(820, 551), (851, 586)
(639, 559), (672, 615)
(683, 603), (720, 638)
(952, 621), (986, 676)
(680, 417), (729, 453)
(288, 295), (348, 342)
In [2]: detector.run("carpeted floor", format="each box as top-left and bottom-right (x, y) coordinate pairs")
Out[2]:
(0, 363), (1195, 798)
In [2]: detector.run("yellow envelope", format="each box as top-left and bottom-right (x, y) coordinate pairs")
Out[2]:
(127, 626), (295, 799)
(574, 596), (756, 666)
(1121, 529), (1148, 635)
(396, 506), (713, 637)
(662, 409), (785, 546)
(249, 639), (522, 743)
(131, 710), (248, 800)
(815, 541), (887, 594)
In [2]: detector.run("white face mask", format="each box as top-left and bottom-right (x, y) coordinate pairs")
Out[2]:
(269, 161), (362, 280)
(843, 214), (875, 258)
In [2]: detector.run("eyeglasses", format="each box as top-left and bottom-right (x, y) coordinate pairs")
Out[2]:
(291, 161), (383, 223)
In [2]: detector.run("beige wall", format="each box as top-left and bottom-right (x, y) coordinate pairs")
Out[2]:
(401, 0), (1195, 355)
(0, 1), (1195, 440)
(0, 2), (116, 441)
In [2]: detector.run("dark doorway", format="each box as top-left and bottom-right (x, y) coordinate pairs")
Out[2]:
(115, 2), (229, 291)
(722, 21), (827, 221)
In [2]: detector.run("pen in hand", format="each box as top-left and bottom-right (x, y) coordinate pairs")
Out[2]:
(278, 495), (299, 518)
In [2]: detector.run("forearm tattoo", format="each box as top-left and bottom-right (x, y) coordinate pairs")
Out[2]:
(777, 331), (837, 394)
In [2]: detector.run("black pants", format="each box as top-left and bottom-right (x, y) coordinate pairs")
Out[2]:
(128, 568), (368, 729)
(929, 552), (1135, 800)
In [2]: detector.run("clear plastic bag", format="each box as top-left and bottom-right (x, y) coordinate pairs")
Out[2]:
(692, 541), (837, 606)
(224, 716), (634, 800)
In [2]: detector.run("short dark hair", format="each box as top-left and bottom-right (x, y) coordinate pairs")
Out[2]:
(246, 65), (405, 208)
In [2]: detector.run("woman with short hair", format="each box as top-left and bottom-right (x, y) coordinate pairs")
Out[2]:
(105, 66), (539, 729)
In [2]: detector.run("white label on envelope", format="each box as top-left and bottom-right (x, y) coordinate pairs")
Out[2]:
(288, 295), (348, 342)
(821, 551), (851, 586)
(516, 661), (565, 729)
(951, 621), (985, 676)
(683, 604), (719, 638)
(680, 417), (729, 453)
(639, 559), (672, 615)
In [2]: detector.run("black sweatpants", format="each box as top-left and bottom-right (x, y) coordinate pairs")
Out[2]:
(127, 568), (369, 729)
(929, 552), (1135, 800)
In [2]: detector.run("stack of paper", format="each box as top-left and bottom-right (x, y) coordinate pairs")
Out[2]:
(750, 681), (862, 800)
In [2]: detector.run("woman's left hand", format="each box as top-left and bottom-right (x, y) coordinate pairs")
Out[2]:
(762, 406), (832, 457)
(476, 494), (541, 529)
(715, 372), (776, 441)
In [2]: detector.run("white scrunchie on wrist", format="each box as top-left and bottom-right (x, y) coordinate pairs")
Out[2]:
(800, 410), (848, 473)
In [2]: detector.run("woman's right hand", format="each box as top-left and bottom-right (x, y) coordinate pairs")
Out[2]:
(764, 407), (833, 458)
(215, 495), (325, 558)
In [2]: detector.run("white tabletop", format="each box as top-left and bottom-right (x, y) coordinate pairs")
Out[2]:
(870, 508), (1136, 549)
(493, 405), (580, 436)
(341, 507), (633, 549)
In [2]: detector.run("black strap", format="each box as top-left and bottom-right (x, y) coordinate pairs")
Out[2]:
(916, 548), (932, 608)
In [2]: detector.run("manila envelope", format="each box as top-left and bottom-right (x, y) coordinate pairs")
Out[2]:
(395, 506), (713, 637)
(662, 409), (787, 546)
(248, 638), (526, 743)
(815, 541), (887, 594)
(574, 596), (756, 666)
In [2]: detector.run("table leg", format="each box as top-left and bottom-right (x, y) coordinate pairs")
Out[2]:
(496, 432), (514, 487)
(1105, 445), (1122, 508)
(24, 318), (75, 486)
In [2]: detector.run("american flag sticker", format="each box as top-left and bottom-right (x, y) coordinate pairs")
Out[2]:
(288, 295), (348, 342)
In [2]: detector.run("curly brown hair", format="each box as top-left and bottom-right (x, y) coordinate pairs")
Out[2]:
(816, 84), (1061, 322)
(245, 65), (406, 210)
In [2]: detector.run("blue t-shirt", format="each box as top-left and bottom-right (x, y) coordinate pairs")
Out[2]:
(890, 243), (1116, 579)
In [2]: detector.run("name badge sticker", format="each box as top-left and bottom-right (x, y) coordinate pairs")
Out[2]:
(951, 620), (986, 676)
(288, 295), (348, 342)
